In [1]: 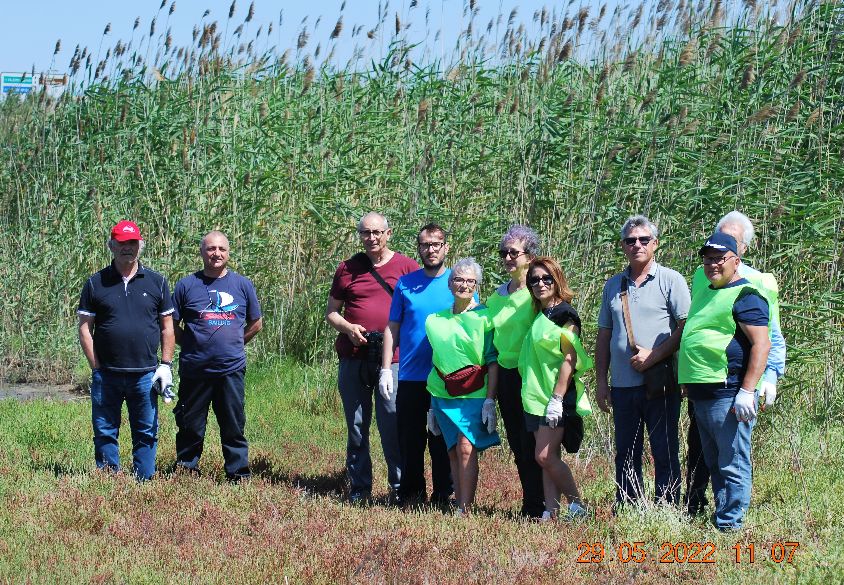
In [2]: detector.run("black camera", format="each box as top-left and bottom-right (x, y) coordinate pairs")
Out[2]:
(364, 330), (384, 364)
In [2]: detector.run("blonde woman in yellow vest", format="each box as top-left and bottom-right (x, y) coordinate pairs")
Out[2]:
(425, 258), (501, 516)
(678, 233), (771, 532)
(519, 257), (593, 521)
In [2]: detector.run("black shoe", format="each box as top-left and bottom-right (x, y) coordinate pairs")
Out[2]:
(387, 489), (403, 507)
(348, 491), (372, 506)
(430, 492), (456, 510)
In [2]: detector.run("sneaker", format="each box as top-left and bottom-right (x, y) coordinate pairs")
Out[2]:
(538, 510), (553, 523)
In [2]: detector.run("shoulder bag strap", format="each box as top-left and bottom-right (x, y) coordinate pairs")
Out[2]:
(352, 252), (394, 297)
(619, 276), (637, 351)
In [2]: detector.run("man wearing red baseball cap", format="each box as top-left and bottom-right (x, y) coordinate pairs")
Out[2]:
(77, 220), (175, 480)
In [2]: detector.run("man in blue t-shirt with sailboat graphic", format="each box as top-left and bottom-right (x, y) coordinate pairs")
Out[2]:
(171, 231), (263, 481)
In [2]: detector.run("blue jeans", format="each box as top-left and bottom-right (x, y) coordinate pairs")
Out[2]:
(338, 359), (401, 494)
(90, 369), (158, 480)
(174, 370), (250, 480)
(611, 385), (681, 504)
(691, 393), (756, 530)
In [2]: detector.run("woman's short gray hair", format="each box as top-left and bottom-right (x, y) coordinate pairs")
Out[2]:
(500, 224), (540, 256)
(716, 211), (755, 246)
(620, 215), (659, 240)
(449, 257), (483, 285)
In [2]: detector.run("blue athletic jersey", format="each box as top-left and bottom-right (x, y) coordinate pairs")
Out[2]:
(388, 269), (454, 381)
(172, 271), (262, 378)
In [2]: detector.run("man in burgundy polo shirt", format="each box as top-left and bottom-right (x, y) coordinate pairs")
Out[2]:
(325, 212), (418, 505)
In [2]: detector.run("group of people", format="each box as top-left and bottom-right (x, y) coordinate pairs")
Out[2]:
(78, 222), (262, 482)
(327, 210), (783, 531)
(77, 208), (783, 532)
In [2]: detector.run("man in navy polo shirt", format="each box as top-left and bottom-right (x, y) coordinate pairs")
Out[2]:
(171, 231), (263, 481)
(78, 220), (175, 481)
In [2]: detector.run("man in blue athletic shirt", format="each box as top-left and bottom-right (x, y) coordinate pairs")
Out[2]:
(171, 231), (263, 481)
(380, 223), (455, 506)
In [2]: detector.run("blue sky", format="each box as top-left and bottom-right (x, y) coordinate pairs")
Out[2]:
(0, 0), (592, 75)
(1, 1), (777, 79)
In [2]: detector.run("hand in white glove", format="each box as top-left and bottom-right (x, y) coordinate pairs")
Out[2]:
(545, 395), (564, 428)
(378, 368), (394, 401)
(759, 381), (777, 411)
(481, 398), (497, 434)
(427, 408), (442, 436)
(733, 388), (757, 422)
(152, 364), (174, 403)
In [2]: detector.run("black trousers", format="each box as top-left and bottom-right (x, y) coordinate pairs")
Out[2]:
(497, 367), (545, 517)
(395, 380), (453, 500)
(684, 399), (710, 514)
(174, 370), (250, 480)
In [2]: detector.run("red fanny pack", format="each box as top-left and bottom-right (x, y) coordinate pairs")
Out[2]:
(436, 365), (488, 397)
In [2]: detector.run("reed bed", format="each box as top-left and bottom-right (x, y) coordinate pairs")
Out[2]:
(0, 0), (841, 422)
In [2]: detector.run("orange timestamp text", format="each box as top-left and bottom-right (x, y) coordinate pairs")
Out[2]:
(576, 541), (799, 564)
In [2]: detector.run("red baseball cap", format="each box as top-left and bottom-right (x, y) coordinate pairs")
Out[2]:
(111, 220), (143, 242)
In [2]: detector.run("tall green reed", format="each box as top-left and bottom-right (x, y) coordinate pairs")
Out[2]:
(0, 0), (841, 422)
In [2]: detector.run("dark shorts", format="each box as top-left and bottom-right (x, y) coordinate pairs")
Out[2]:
(524, 412), (555, 433)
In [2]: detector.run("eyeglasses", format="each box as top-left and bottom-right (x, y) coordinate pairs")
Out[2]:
(452, 277), (477, 287)
(527, 275), (554, 288)
(701, 254), (735, 266)
(358, 229), (386, 238)
(622, 236), (654, 247)
(499, 249), (526, 260)
(418, 241), (445, 251)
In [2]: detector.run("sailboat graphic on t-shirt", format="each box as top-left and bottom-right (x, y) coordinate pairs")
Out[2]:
(200, 290), (238, 326)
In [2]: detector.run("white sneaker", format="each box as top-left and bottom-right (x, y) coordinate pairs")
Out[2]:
(539, 510), (553, 523)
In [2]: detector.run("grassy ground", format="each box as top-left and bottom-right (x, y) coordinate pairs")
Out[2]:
(1, 360), (841, 584)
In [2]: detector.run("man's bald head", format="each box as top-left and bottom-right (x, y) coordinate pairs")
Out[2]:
(200, 231), (231, 277)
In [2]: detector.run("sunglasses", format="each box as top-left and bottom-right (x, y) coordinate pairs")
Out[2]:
(527, 275), (554, 287)
(623, 236), (653, 246)
(499, 249), (526, 260)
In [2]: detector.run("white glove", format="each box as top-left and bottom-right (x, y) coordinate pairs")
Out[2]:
(733, 388), (757, 422)
(378, 368), (394, 401)
(152, 364), (174, 403)
(759, 381), (777, 410)
(427, 408), (442, 436)
(481, 398), (497, 434)
(545, 395), (564, 428)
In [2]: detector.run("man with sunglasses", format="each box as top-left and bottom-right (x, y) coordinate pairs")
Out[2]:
(683, 211), (785, 516)
(678, 232), (771, 531)
(595, 215), (691, 508)
(326, 212), (418, 505)
(380, 223), (455, 507)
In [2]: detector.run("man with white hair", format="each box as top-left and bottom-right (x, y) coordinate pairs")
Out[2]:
(684, 210), (785, 515)
(326, 212), (418, 505)
(171, 230), (263, 481)
(77, 220), (175, 480)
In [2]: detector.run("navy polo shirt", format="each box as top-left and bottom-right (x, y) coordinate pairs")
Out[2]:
(78, 263), (174, 372)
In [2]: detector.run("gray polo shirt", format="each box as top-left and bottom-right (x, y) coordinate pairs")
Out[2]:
(598, 261), (690, 388)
